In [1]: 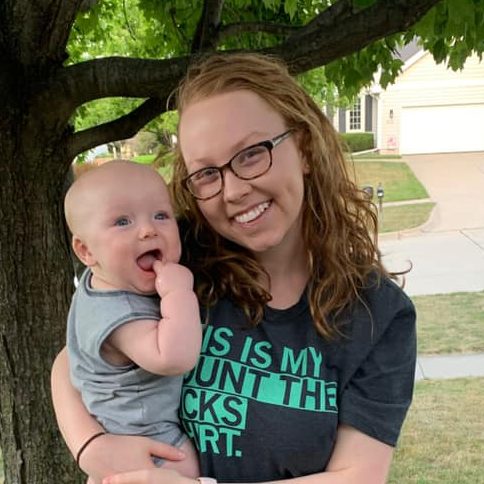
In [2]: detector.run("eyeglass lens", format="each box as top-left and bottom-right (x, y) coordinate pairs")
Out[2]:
(187, 144), (271, 200)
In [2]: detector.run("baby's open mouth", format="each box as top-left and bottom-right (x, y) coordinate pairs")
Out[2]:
(136, 249), (162, 271)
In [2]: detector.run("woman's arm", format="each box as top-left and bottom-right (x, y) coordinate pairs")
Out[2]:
(102, 424), (393, 484)
(324, 424), (394, 483)
(51, 348), (185, 481)
(51, 348), (103, 456)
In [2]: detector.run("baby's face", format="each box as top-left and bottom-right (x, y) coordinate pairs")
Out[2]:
(81, 166), (181, 294)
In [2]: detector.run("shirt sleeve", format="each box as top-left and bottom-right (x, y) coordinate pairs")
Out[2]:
(339, 297), (417, 446)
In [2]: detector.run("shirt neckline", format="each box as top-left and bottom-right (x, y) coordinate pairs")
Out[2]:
(264, 289), (309, 322)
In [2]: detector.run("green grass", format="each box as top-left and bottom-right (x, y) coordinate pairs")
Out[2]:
(352, 161), (429, 202)
(389, 378), (484, 483)
(132, 154), (156, 164)
(413, 291), (484, 354)
(352, 153), (403, 160)
(379, 202), (435, 233)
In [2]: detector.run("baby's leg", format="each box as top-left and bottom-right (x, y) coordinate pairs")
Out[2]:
(162, 438), (200, 478)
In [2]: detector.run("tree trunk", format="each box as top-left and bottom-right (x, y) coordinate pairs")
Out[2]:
(0, 122), (83, 482)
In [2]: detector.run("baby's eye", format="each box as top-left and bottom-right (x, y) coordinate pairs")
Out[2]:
(154, 212), (169, 221)
(114, 217), (131, 226)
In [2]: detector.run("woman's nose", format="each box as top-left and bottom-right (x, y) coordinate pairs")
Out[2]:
(222, 170), (251, 203)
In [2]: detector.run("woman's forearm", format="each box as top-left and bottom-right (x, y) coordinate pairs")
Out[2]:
(51, 348), (186, 481)
(51, 347), (104, 457)
(102, 466), (380, 484)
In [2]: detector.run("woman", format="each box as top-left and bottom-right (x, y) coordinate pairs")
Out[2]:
(51, 53), (416, 484)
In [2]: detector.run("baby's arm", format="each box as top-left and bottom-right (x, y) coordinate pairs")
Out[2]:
(107, 261), (202, 375)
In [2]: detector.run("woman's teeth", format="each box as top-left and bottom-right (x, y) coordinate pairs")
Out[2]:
(234, 202), (270, 224)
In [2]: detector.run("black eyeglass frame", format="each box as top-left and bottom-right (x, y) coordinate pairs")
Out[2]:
(182, 128), (294, 201)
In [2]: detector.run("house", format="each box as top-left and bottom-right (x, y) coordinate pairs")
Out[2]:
(334, 45), (484, 155)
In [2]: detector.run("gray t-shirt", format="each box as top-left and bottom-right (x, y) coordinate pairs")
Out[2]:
(67, 269), (186, 447)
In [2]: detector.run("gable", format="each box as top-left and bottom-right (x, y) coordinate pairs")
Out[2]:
(393, 51), (484, 88)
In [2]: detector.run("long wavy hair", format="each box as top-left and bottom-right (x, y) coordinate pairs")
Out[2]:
(171, 52), (389, 339)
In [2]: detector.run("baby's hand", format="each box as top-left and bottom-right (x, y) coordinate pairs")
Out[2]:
(153, 261), (194, 298)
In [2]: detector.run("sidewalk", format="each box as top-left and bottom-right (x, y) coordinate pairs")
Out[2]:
(379, 228), (484, 296)
(415, 353), (484, 381)
(378, 152), (484, 382)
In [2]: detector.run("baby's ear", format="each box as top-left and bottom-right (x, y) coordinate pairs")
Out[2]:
(72, 236), (96, 267)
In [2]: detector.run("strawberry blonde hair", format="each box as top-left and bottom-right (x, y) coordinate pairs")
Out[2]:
(171, 52), (388, 339)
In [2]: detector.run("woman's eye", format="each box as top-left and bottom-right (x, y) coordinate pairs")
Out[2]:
(192, 168), (219, 185)
(114, 217), (130, 227)
(154, 212), (169, 220)
(238, 146), (266, 165)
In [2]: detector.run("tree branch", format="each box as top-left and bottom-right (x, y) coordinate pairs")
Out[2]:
(219, 21), (300, 41)
(66, 97), (167, 158)
(42, 0), (442, 143)
(268, 0), (442, 75)
(46, 55), (190, 112)
(191, 0), (225, 53)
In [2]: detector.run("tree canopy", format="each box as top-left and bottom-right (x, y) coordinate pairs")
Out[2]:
(0, 1), (483, 482)
(64, 0), (484, 157)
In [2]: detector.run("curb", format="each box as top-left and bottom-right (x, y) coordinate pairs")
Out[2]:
(378, 202), (438, 241)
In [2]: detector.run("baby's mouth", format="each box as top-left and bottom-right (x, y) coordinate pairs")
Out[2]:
(136, 249), (162, 271)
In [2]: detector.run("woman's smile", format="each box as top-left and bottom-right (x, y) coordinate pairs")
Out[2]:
(232, 201), (271, 224)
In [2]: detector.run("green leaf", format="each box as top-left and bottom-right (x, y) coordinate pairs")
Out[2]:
(432, 38), (448, 64)
(262, 0), (278, 10)
(284, 0), (298, 20)
(448, 41), (470, 71)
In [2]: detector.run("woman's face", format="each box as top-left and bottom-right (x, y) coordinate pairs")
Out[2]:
(179, 90), (309, 257)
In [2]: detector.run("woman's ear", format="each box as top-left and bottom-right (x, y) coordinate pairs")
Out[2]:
(295, 131), (310, 174)
(72, 236), (96, 267)
(300, 152), (310, 175)
(302, 158), (310, 174)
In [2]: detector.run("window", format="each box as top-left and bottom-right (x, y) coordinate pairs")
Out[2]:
(349, 99), (362, 131)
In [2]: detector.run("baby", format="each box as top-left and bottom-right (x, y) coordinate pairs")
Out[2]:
(64, 160), (201, 479)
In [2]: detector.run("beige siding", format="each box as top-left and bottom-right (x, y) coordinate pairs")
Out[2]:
(378, 53), (484, 153)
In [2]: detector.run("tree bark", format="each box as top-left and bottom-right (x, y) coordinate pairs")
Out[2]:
(0, 98), (84, 484)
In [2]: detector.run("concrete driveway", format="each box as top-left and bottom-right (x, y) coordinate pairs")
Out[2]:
(379, 151), (484, 296)
(404, 152), (484, 232)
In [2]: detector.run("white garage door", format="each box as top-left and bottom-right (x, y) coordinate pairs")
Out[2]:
(400, 104), (484, 154)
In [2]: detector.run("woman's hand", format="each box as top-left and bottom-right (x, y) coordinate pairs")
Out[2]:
(80, 433), (186, 483)
(102, 468), (197, 484)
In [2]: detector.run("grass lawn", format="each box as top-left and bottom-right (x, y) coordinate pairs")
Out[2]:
(352, 153), (403, 160)
(379, 202), (435, 233)
(132, 153), (156, 164)
(389, 377), (484, 483)
(2, 379), (481, 484)
(352, 161), (429, 202)
(412, 291), (484, 354)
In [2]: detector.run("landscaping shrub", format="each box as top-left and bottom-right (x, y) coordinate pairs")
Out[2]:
(340, 132), (374, 153)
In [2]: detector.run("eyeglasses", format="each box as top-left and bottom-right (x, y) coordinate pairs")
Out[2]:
(182, 129), (294, 201)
